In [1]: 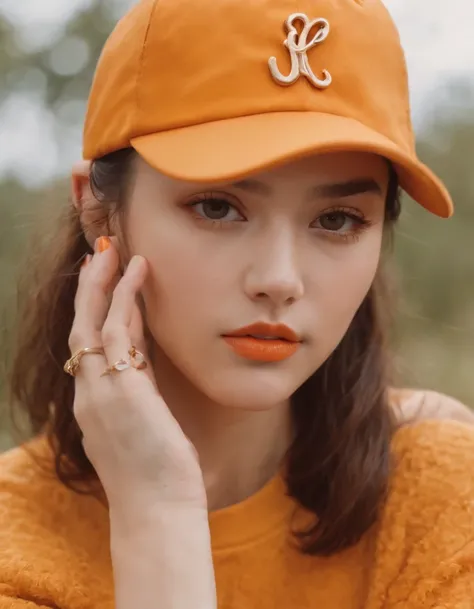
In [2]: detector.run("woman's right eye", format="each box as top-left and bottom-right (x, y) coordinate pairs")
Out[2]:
(187, 195), (245, 223)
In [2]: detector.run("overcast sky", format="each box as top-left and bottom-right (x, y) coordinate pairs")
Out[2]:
(1, 0), (473, 187)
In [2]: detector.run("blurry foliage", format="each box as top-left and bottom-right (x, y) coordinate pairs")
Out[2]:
(0, 2), (473, 450)
(394, 100), (474, 404)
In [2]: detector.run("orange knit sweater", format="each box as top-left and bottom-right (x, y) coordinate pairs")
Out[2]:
(0, 416), (474, 608)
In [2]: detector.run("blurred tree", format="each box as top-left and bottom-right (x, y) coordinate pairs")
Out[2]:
(1, 4), (117, 104)
(393, 92), (474, 403)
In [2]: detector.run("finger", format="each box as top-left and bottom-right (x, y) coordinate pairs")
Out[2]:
(74, 236), (121, 315)
(69, 238), (120, 377)
(129, 292), (147, 352)
(100, 255), (150, 379)
(74, 254), (120, 314)
(129, 296), (159, 388)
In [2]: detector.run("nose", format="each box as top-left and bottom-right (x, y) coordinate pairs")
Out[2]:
(244, 228), (304, 309)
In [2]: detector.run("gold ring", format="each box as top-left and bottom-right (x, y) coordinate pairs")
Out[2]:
(64, 347), (105, 377)
(100, 346), (147, 377)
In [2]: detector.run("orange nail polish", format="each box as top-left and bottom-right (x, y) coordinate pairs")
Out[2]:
(96, 236), (111, 253)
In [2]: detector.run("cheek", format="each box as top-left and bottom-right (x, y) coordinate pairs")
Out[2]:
(128, 212), (224, 340)
(311, 235), (382, 331)
(142, 244), (208, 324)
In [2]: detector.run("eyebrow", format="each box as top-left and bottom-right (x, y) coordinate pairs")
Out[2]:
(231, 178), (383, 199)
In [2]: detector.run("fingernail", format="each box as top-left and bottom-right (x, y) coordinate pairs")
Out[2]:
(96, 236), (111, 253)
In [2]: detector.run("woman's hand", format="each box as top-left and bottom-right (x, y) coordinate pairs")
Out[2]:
(69, 237), (206, 515)
(69, 237), (217, 609)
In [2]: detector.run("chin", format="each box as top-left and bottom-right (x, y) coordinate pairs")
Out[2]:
(196, 365), (313, 411)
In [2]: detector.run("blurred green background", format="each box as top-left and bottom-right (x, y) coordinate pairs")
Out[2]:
(0, 2), (473, 451)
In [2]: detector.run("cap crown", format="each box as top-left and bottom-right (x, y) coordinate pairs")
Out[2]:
(83, 0), (414, 160)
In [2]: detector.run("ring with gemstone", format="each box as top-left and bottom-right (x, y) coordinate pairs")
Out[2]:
(129, 346), (147, 370)
(100, 346), (147, 377)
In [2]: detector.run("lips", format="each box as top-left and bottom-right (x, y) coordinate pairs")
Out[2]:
(222, 322), (301, 362)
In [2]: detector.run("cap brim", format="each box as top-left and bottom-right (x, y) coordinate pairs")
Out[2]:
(131, 112), (453, 218)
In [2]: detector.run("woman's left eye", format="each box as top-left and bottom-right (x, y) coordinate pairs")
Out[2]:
(188, 196), (244, 222)
(312, 211), (366, 234)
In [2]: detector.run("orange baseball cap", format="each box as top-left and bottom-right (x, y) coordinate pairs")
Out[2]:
(83, 0), (453, 218)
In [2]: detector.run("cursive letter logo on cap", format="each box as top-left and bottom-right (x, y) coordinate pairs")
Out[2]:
(269, 13), (332, 89)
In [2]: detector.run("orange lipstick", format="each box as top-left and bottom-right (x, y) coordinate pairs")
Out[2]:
(222, 322), (301, 363)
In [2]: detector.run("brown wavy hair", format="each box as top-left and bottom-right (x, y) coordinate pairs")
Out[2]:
(7, 149), (401, 557)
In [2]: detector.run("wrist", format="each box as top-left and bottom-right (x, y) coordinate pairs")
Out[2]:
(109, 500), (216, 609)
(109, 493), (209, 538)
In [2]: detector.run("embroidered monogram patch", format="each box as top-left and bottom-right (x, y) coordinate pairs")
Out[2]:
(269, 13), (332, 89)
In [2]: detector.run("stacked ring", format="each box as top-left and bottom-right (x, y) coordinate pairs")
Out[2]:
(100, 347), (148, 377)
(64, 347), (105, 377)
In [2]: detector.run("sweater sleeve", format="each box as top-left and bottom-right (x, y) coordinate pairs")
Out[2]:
(0, 441), (113, 609)
(0, 599), (52, 609)
(379, 420), (474, 609)
(0, 585), (53, 608)
(405, 541), (474, 608)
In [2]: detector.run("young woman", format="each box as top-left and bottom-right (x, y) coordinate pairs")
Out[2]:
(1, 0), (473, 608)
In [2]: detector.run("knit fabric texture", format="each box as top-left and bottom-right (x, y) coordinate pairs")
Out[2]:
(0, 396), (473, 608)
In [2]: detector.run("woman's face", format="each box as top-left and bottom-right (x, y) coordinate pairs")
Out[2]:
(125, 152), (389, 410)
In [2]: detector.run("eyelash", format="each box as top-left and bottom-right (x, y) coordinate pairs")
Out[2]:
(316, 207), (372, 243)
(185, 193), (245, 227)
(185, 194), (372, 242)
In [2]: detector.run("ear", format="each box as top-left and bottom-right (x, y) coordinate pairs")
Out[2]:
(71, 160), (110, 248)
(71, 160), (91, 209)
